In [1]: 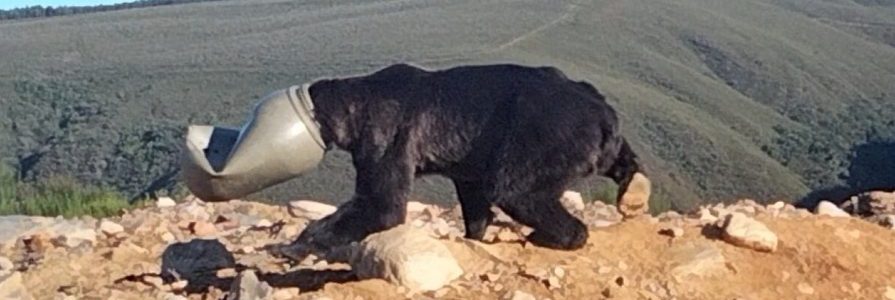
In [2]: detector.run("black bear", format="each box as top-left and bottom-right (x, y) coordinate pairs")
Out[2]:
(278, 63), (650, 259)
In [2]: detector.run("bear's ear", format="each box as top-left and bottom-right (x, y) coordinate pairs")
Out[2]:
(617, 172), (651, 219)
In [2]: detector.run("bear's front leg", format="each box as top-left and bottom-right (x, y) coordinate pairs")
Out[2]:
(278, 135), (417, 261)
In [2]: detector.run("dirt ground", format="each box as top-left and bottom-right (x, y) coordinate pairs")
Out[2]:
(2, 198), (894, 300)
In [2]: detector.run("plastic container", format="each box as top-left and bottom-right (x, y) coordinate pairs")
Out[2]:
(180, 84), (326, 202)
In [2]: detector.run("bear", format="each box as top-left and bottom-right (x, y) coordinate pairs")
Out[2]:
(274, 63), (650, 260)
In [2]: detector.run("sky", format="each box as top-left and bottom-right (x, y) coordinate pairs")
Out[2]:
(0, 0), (128, 10)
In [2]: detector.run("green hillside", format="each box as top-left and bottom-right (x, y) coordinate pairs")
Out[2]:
(2, 0), (894, 213)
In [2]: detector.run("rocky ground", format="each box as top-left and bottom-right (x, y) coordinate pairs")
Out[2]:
(1, 191), (895, 300)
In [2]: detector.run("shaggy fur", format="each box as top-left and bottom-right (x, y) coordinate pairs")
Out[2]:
(281, 63), (646, 258)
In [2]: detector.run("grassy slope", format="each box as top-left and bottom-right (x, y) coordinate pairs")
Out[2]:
(1, 0), (893, 213)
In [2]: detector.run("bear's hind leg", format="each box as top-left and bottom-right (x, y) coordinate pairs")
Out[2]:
(453, 179), (495, 240)
(494, 179), (588, 250)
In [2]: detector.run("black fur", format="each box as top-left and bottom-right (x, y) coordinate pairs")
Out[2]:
(287, 63), (644, 256)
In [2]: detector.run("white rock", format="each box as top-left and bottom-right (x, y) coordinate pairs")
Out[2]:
(58, 227), (97, 248)
(229, 271), (273, 300)
(815, 201), (850, 218)
(351, 224), (463, 293)
(288, 201), (337, 220)
(0, 257), (12, 277)
(560, 190), (585, 211)
(797, 282), (814, 295)
(885, 286), (895, 300)
(0, 272), (34, 300)
(668, 242), (727, 281)
(99, 220), (124, 236)
(718, 213), (778, 252)
(407, 201), (429, 214)
(157, 197), (176, 208)
(505, 290), (536, 300)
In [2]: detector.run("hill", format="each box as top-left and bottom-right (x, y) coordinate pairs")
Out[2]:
(1, 0), (895, 212)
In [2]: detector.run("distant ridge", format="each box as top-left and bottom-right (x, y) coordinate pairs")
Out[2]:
(0, 0), (222, 21)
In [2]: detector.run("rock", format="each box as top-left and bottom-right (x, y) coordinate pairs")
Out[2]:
(718, 213), (778, 252)
(0, 272), (34, 300)
(618, 173), (651, 218)
(816, 201), (850, 218)
(560, 190), (585, 211)
(170, 280), (189, 292)
(189, 221), (218, 237)
(351, 224), (463, 293)
(0, 257), (12, 277)
(668, 242), (727, 280)
(160, 239), (236, 293)
(99, 220), (124, 236)
(288, 200), (337, 220)
(797, 282), (814, 295)
(272, 288), (300, 300)
(56, 227), (97, 248)
(885, 286), (895, 300)
(659, 226), (684, 238)
(229, 271), (273, 300)
(505, 290), (536, 300)
(254, 219), (273, 228)
(157, 197), (177, 208)
(879, 215), (895, 230)
(407, 201), (429, 214)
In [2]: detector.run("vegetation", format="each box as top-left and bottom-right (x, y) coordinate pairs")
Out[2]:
(0, 0), (893, 216)
(0, 0), (221, 21)
(0, 165), (132, 218)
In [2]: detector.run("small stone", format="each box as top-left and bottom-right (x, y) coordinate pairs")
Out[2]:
(484, 272), (501, 282)
(240, 246), (255, 254)
(547, 276), (561, 289)
(272, 288), (300, 300)
(816, 201), (850, 218)
(493, 284), (504, 292)
(885, 286), (895, 300)
(434, 288), (450, 297)
(598, 266), (612, 274)
(849, 282), (861, 292)
(190, 221), (217, 237)
(407, 201), (428, 214)
(659, 226), (684, 238)
(718, 213), (778, 252)
(99, 220), (125, 236)
(505, 290), (536, 300)
(254, 219), (273, 228)
(161, 232), (176, 243)
(496, 228), (522, 242)
(157, 197), (176, 208)
(0, 272), (32, 300)
(229, 271), (273, 300)
(618, 261), (628, 271)
(797, 282), (814, 295)
(288, 201), (337, 220)
(217, 268), (238, 278)
(0, 257), (13, 276)
(668, 242), (727, 280)
(171, 280), (188, 292)
(561, 190), (585, 211)
(781, 271), (790, 282)
(618, 173), (651, 218)
(145, 276), (164, 288)
(553, 266), (565, 279)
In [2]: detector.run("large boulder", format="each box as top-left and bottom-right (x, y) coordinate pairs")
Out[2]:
(350, 224), (464, 293)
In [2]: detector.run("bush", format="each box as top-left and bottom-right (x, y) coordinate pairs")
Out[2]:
(0, 165), (133, 218)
